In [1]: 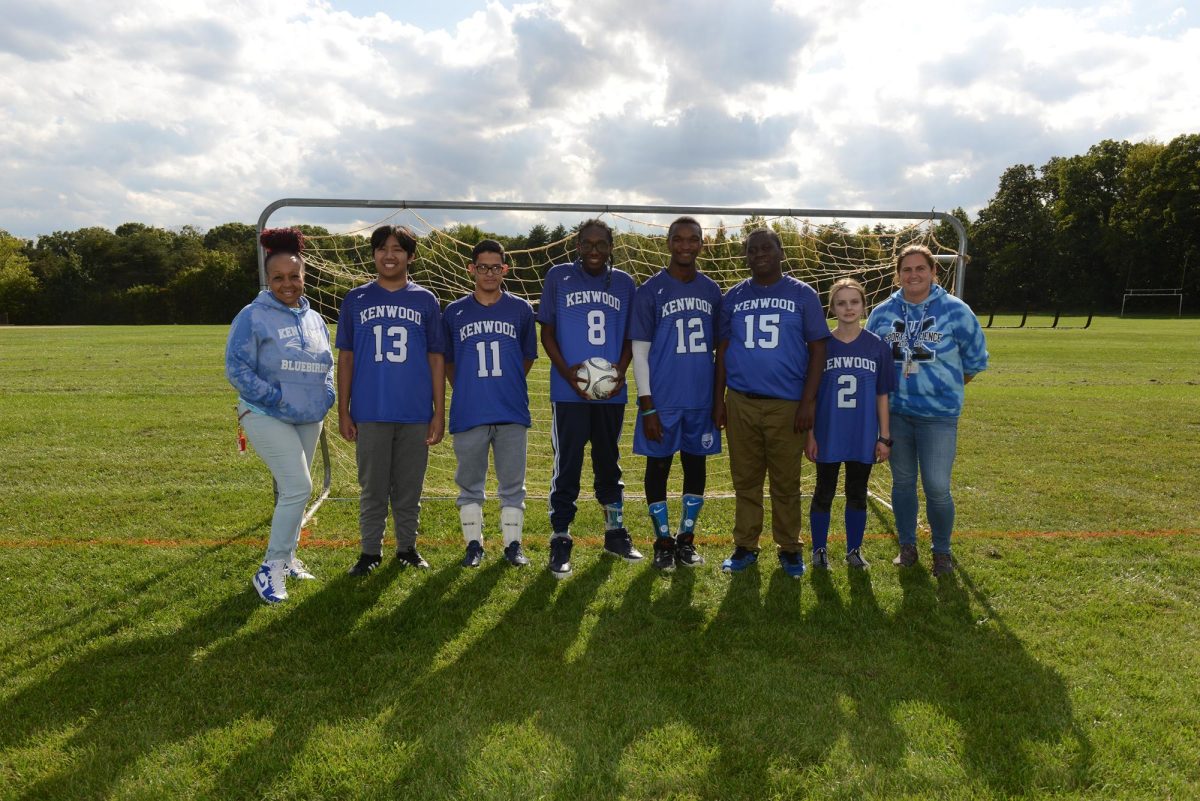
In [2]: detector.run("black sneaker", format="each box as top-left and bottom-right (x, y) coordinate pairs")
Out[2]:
(812, 547), (831, 570)
(461, 540), (484, 568)
(603, 528), (644, 562)
(846, 548), (870, 569)
(652, 537), (675, 572)
(503, 541), (529, 567)
(675, 533), (705, 567)
(549, 537), (573, 579)
(932, 552), (955, 577)
(348, 552), (381, 576)
(396, 548), (430, 570)
(893, 543), (918, 567)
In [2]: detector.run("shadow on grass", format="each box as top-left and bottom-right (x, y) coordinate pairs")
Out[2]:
(1, 547), (1093, 799)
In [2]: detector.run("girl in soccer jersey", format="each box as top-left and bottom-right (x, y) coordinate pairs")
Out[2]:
(805, 278), (894, 569)
(865, 245), (988, 577)
(225, 228), (335, 603)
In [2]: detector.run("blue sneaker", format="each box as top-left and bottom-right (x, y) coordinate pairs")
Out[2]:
(721, 546), (759, 573)
(549, 536), (573, 579)
(779, 549), (806, 578)
(461, 540), (484, 568)
(252, 559), (288, 603)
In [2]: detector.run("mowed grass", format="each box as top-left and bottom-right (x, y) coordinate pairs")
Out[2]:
(1, 318), (1199, 799)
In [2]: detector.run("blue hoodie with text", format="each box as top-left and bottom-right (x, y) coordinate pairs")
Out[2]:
(865, 284), (988, 418)
(225, 290), (335, 424)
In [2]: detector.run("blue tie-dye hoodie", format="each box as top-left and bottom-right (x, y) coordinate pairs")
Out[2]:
(866, 284), (989, 418)
(225, 290), (335, 424)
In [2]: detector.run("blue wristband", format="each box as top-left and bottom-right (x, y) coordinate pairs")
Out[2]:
(640, 408), (658, 417)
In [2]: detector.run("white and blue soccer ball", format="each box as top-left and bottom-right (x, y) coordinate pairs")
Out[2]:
(575, 357), (619, 400)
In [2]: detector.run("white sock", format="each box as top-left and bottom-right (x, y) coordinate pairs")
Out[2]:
(459, 503), (483, 545)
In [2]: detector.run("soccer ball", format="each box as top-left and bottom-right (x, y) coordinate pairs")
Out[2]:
(575, 357), (620, 400)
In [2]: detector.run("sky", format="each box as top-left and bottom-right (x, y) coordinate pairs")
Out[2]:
(1, 0), (1197, 239)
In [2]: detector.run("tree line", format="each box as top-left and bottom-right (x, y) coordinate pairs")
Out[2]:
(1, 133), (1195, 324)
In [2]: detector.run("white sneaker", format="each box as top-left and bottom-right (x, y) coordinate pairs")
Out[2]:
(253, 559), (289, 603)
(288, 557), (316, 580)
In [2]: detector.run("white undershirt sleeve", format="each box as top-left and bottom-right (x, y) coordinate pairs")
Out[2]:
(631, 339), (651, 399)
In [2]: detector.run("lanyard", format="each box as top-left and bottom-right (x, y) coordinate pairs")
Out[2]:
(901, 303), (929, 373)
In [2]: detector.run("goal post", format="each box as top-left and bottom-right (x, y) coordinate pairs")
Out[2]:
(253, 199), (969, 516)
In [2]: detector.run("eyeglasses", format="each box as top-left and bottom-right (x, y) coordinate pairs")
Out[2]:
(473, 264), (506, 275)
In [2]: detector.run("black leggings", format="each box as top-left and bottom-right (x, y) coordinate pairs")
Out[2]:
(810, 461), (873, 513)
(644, 452), (707, 503)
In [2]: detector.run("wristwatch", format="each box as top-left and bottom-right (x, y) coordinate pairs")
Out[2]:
(877, 437), (893, 447)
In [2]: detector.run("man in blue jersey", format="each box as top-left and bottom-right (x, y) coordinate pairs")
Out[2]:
(537, 219), (639, 579)
(336, 225), (446, 576)
(713, 228), (828, 578)
(444, 240), (538, 568)
(630, 216), (722, 572)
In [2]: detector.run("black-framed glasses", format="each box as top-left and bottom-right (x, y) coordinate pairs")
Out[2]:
(473, 264), (506, 274)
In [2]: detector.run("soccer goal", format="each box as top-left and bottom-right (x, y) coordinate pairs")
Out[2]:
(254, 199), (968, 516)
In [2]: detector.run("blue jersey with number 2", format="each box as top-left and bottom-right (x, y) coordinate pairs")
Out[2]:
(812, 330), (895, 464)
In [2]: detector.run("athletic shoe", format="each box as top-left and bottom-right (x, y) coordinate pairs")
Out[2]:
(652, 537), (676, 572)
(675, 533), (705, 567)
(932, 552), (955, 577)
(549, 537), (573, 579)
(603, 528), (644, 562)
(348, 552), (382, 576)
(720, 546), (759, 573)
(893, 543), (918, 567)
(779, 549), (806, 578)
(812, 547), (831, 570)
(503, 541), (529, 568)
(396, 548), (430, 570)
(288, 557), (316, 580)
(252, 559), (288, 603)
(846, 548), (870, 569)
(461, 540), (484, 568)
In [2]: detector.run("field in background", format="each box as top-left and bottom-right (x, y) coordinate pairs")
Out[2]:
(1, 318), (1198, 799)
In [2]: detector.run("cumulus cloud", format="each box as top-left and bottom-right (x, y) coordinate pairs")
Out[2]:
(0, 0), (1197, 238)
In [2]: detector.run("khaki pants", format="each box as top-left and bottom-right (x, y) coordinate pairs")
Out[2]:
(726, 390), (805, 551)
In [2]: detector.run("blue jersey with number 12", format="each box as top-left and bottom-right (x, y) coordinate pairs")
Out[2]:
(630, 269), (722, 411)
(443, 291), (538, 433)
(537, 260), (635, 404)
(812, 330), (896, 464)
(335, 280), (445, 423)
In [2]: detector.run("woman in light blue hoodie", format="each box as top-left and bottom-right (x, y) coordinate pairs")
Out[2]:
(866, 244), (988, 577)
(225, 228), (335, 603)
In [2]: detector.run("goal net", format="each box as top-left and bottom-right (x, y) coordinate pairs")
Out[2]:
(255, 200), (966, 507)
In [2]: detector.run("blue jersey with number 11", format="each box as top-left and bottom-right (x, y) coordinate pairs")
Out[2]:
(444, 292), (537, 433)
(537, 261), (635, 404)
(630, 269), (722, 411)
(336, 280), (445, 423)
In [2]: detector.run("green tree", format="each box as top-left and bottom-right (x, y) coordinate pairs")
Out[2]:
(0, 231), (39, 323)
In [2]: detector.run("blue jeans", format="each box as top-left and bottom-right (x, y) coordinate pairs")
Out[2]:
(889, 413), (958, 554)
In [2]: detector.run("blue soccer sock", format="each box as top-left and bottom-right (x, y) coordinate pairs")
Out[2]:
(604, 502), (624, 531)
(809, 510), (831, 552)
(845, 508), (867, 552)
(648, 500), (671, 538)
(679, 493), (704, 537)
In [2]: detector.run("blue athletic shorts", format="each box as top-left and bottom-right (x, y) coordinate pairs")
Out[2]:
(633, 407), (722, 458)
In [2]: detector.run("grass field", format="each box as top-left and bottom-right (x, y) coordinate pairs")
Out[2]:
(1, 319), (1199, 799)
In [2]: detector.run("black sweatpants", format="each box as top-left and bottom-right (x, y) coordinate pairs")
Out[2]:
(549, 401), (625, 533)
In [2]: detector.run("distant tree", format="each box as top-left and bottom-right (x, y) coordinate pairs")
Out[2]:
(0, 231), (39, 323)
(972, 164), (1055, 310)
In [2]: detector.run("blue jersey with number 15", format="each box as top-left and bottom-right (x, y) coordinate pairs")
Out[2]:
(537, 260), (635, 404)
(336, 280), (445, 424)
(444, 291), (538, 433)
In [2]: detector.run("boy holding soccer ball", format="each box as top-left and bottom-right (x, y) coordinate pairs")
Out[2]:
(443, 240), (538, 568)
(630, 217), (723, 571)
(537, 219), (638, 578)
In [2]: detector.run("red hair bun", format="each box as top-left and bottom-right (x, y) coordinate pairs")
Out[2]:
(260, 227), (305, 255)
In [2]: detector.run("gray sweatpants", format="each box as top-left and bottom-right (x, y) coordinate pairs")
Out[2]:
(239, 404), (322, 562)
(452, 423), (529, 509)
(356, 421), (429, 555)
